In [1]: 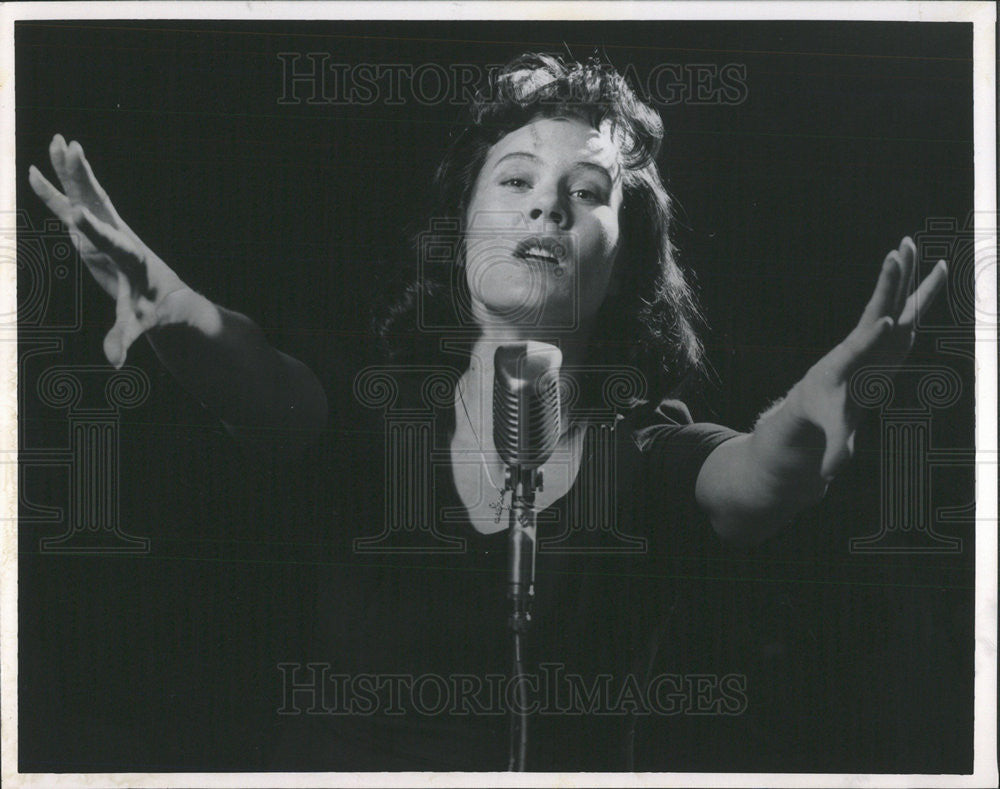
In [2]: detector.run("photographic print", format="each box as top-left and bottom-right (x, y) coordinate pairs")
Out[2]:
(3, 2), (996, 785)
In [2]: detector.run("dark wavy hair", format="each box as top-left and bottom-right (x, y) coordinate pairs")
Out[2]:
(372, 52), (706, 400)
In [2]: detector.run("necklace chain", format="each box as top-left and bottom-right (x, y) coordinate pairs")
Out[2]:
(456, 378), (509, 523)
(456, 376), (592, 525)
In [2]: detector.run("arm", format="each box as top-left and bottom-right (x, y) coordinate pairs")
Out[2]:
(695, 236), (948, 546)
(143, 293), (328, 446)
(29, 135), (328, 451)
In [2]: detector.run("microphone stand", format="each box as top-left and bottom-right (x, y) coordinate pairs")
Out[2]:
(505, 464), (542, 773)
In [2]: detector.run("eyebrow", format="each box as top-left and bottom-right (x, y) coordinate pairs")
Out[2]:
(492, 151), (615, 181)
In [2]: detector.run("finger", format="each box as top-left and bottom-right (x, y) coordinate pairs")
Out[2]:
(73, 205), (145, 278)
(859, 251), (902, 325)
(29, 166), (111, 266)
(825, 315), (895, 379)
(898, 259), (948, 330)
(52, 136), (97, 211)
(59, 138), (91, 207)
(49, 133), (73, 195)
(28, 164), (75, 225)
(65, 140), (125, 226)
(891, 236), (916, 318)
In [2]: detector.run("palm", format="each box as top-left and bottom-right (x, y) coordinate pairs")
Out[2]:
(70, 229), (134, 297)
(790, 236), (948, 479)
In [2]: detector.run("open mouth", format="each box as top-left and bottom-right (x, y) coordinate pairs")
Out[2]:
(513, 237), (565, 265)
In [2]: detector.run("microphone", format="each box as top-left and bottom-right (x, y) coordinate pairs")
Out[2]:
(492, 342), (562, 609)
(493, 342), (562, 772)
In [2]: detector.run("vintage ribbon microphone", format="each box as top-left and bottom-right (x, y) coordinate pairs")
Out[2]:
(493, 342), (562, 771)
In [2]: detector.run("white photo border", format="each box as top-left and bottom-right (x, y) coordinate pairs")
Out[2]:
(0, 2), (995, 788)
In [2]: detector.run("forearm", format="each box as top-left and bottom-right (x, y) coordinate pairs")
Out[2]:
(145, 287), (328, 441)
(696, 385), (829, 545)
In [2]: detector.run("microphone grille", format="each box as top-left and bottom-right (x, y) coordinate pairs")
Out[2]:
(493, 343), (562, 469)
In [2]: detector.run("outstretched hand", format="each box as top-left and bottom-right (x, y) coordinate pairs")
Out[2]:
(28, 135), (190, 368)
(786, 236), (948, 480)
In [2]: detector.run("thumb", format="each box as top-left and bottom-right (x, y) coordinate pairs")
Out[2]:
(821, 422), (856, 481)
(103, 313), (149, 370)
(102, 269), (145, 368)
(103, 322), (127, 369)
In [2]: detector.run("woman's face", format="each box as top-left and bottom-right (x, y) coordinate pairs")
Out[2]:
(463, 115), (625, 332)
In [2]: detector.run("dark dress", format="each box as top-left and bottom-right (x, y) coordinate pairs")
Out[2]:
(267, 362), (741, 771)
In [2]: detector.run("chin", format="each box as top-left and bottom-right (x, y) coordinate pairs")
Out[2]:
(477, 295), (581, 333)
(468, 267), (542, 313)
(477, 293), (547, 325)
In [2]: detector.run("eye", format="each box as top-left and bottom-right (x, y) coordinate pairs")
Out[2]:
(572, 188), (603, 203)
(500, 177), (530, 189)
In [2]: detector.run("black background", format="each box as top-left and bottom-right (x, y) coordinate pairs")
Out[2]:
(17, 20), (975, 772)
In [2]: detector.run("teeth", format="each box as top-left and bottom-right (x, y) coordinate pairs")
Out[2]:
(519, 245), (558, 262)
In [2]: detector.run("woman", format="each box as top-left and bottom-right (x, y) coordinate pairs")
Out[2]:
(28, 53), (947, 770)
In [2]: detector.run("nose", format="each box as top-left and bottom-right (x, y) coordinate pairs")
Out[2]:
(528, 191), (570, 229)
(529, 207), (564, 225)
